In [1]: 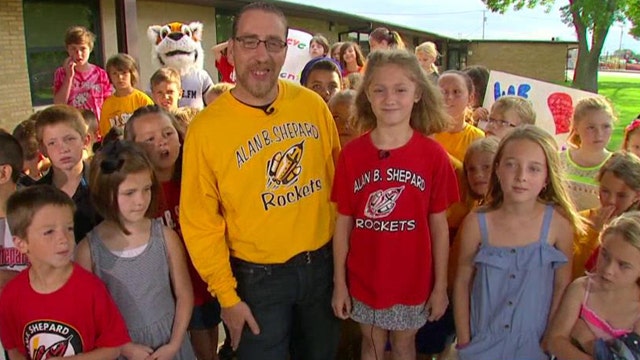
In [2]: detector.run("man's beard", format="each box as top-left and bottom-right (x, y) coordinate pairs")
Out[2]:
(235, 60), (279, 100)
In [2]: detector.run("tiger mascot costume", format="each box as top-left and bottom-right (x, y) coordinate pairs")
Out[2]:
(147, 21), (213, 109)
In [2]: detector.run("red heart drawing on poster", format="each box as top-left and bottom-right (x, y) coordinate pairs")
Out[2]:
(547, 92), (573, 134)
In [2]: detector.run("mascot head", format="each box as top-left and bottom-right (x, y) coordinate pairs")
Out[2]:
(147, 21), (204, 75)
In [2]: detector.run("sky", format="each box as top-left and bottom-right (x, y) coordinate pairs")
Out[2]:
(287, 0), (640, 55)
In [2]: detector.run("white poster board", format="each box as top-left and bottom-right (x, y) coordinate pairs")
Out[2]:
(482, 71), (600, 144)
(280, 29), (312, 83)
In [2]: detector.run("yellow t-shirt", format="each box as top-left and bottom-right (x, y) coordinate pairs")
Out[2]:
(434, 123), (485, 163)
(572, 208), (599, 280)
(180, 80), (341, 307)
(99, 89), (154, 136)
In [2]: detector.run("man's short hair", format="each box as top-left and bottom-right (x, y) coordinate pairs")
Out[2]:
(232, 2), (288, 38)
(7, 185), (76, 239)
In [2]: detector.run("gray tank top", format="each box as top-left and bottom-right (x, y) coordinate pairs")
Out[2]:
(88, 219), (178, 347)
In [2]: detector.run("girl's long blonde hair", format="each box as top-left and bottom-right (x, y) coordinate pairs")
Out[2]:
(354, 49), (449, 136)
(483, 125), (585, 234)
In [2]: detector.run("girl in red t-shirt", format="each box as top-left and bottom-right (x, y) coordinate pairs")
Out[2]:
(331, 49), (459, 359)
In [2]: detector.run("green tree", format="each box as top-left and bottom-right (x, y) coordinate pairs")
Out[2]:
(483, 0), (640, 92)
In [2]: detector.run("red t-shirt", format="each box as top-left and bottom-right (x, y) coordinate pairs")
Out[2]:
(215, 56), (235, 84)
(157, 180), (213, 306)
(0, 264), (130, 358)
(332, 131), (459, 309)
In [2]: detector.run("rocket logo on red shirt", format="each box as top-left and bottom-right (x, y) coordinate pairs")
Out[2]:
(23, 320), (82, 359)
(364, 186), (405, 219)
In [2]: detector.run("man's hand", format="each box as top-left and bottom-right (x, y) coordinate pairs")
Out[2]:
(221, 301), (260, 350)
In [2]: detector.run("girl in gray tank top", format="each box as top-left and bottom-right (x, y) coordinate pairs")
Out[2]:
(75, 140), (195, 359)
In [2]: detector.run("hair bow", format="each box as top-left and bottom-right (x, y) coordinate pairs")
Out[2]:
(100, 140), (125, 174)
(626, 118), (640, 133)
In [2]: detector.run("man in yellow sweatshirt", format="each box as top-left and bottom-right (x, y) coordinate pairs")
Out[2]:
(180, 3), (341, 360)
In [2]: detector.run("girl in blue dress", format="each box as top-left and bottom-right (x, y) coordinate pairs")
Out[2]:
(453, 125), (585, 360)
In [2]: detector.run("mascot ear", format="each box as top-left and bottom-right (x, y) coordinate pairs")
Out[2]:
(189, 22), (204, 42)
(147, 25), (163, 44)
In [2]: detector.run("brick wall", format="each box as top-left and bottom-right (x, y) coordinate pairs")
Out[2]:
(0, 0), (33, 131)
(467, 42), (571, 84)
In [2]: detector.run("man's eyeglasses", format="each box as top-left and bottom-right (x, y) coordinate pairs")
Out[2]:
(235, 36), (287, 52)
(486, 118), (516, 128)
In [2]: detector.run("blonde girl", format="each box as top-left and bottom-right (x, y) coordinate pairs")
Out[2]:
(622, 116), (640, 158)
(572, 151), (640, 279)
(547, 212), (640, 360)
(419, 137), (499, 359)
(435, 70), (484, 162)
(561, 97), (615, 211)
(332, 49), (458, 360)
(454, 125), (584, 360)
(76, 140), (195, 360)
(415, 41), (440, 83)
(339, 41), (366, 77)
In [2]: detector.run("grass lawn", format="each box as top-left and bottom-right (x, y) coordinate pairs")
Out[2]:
(597, 73), (640, 150)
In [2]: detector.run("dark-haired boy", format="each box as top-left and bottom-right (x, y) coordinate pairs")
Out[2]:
(0, 185), (130, 359)
(0, 131), (28, 291)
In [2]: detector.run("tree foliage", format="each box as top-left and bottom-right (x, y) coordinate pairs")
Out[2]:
(482, 0), (640, 92)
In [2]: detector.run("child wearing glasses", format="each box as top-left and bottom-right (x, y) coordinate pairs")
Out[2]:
(483, 95), (536, 140)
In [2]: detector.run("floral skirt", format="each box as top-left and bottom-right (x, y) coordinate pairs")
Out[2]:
(351, 297), (427, 331)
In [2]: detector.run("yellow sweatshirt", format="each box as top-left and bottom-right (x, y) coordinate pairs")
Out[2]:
(99, 89), (154, 136)
(180, 80), (341, 307)
(434, 123), (484, 163)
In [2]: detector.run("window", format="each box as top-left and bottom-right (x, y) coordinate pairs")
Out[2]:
(338, 31), (370, 55)
(23, 0), (102, 106)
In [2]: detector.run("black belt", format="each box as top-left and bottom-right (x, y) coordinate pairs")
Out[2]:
(231, 241), (332, 268)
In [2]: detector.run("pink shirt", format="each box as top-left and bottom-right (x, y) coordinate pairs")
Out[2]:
(53, 64), (112, 119)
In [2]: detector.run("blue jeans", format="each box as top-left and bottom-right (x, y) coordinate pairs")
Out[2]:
(230, 244), (340, 360)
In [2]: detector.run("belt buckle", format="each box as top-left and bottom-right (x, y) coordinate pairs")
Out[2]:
(305, 251), (311, 264)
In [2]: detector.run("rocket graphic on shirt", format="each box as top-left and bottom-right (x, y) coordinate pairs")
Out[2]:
(24, 320), (83, 359)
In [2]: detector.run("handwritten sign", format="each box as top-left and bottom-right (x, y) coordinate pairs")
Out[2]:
(482, 71), (600, 144)
(280, 29), (312, 83)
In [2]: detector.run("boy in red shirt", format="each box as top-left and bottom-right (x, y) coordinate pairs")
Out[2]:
(0, 185), (130, 359)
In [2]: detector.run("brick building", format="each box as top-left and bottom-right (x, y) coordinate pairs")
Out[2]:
(0, 0), (33, 130)
(465, 40), (577, 84)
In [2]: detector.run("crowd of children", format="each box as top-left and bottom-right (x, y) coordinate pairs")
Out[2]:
(1, 12), (640, 360)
